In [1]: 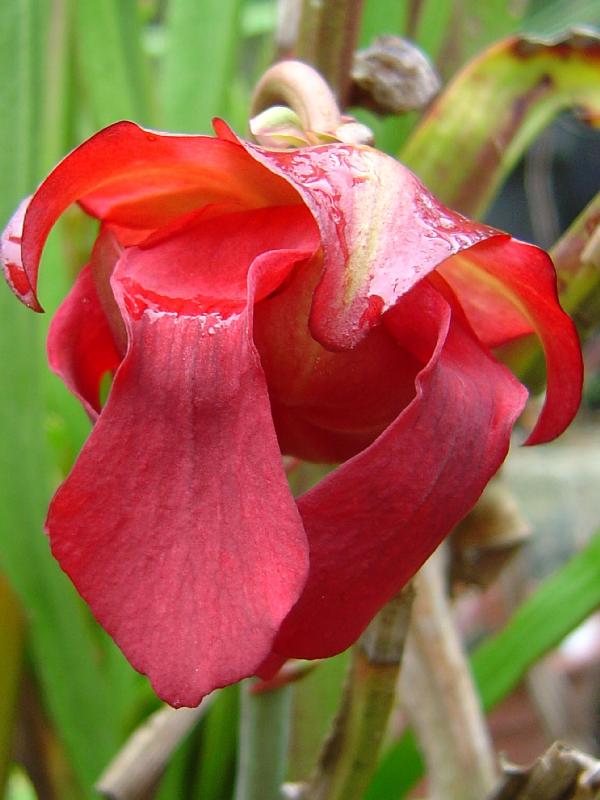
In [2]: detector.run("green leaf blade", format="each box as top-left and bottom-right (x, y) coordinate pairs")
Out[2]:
(161, 0), (245, 133)
(74, 0), (151, 127)
(400, 31), (600, 218)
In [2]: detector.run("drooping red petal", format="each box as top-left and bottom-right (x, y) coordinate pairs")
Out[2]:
(271, 280), (527, 659)
(47, 265), (121, 419)
(436, 238), (534, 347)
(9, 122), (300, 310)
(439, 238), (583, 444)
(46, 202), (320, 706)
(47, 310), (308, 707)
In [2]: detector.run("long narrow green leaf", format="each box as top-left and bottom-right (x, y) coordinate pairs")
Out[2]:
(113, 0), (154, 124)
(0, 577), (25, 795)
(288, 653), (348, 781)
(471, 531), (600, 707)
(524, 0), (600, 36)
(74, 0), (150, 126)
(358, 0), (406, 48)
(1, 1), (37, 196)
(155, 729), (198, 800)
(410, 0), (457, 69)
(355, 0), (407, 153)
(38, 0), (72, 174)
(364, 531), (600, 799)
(0, 3), (128, 795)
(432, 1), (527, 80)
(193, 685), (239, 800)
(234, 682), (292, 800)
(161, 0), (245, 132)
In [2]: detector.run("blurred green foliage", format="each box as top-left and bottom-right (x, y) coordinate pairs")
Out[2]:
(1, 0), (599, 798)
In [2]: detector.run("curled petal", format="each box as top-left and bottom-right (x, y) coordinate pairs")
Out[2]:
(1, 198), (41, 311)
(47, 265), (120, 419)
(8, 122), (301, 310)
(436, 238), (534, 347)
(119, 204), (319, 317)
(439, 238), (583, 444)
(254, 255), (421, 463)
(271, 280), (527, 659)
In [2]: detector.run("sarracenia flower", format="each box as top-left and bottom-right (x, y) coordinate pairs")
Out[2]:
(1, 120), (582, 706)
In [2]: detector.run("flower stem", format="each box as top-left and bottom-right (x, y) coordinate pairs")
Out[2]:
(552, 190), (600, 329)
(251, 60), (342, 134)
(294, 0), (364, 104)
(96, 700), (212, 799)
(305, 585), (415, 800)
(401, 549), (497, 800)
(234, 680), (292, 800)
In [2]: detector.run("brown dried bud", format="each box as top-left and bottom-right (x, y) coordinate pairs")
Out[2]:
(490, 741), (600, 799)
(450, 478), (531, 589)
(351, 35), (441, 115)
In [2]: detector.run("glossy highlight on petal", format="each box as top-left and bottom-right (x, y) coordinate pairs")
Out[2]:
(117, 204), (319, 318)
(242, 137), (502, 349)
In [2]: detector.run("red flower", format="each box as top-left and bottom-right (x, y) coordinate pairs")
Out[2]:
(1, 120), (581, 706)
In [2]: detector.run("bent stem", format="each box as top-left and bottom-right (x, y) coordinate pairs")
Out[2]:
(251, 60), (342, 135)
(234, 679), (292, 800)
(305, 585), (415, 800)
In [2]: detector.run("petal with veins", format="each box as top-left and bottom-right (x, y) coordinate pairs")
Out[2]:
(47, 242), (316, 704)
(240, 132), (501, 350)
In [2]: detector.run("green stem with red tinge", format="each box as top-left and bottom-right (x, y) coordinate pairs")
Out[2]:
(294, 0), (364, 105)
(400, 31), (600, 220)
(305, 587), (415, 800)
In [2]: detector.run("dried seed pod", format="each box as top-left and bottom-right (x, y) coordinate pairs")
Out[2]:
(351, 35), (441, 115)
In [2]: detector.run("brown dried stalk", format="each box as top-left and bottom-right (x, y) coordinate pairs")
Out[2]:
(401, 548), (498, 800)
(95, 700), (212, 800)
